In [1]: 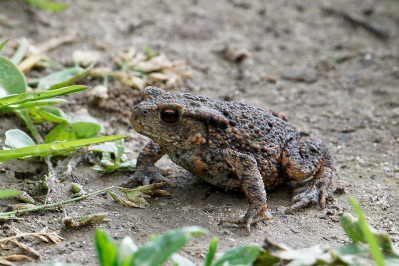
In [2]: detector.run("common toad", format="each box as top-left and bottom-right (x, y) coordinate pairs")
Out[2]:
(123, 86), (333, 234)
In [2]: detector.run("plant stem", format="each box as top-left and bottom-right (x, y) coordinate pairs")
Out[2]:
(0, 186), (116, 217)
(15, 109), (43, 144)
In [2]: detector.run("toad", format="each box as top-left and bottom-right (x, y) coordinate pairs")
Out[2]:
(123, 86), (333, 234)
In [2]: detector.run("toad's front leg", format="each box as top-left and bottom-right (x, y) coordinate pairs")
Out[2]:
(215, 149), (268, 235)
(281, 137), (333, 213)
(122, 141), (167, 187)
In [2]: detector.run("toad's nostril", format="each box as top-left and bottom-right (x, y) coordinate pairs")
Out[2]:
(142, 110), (149, 115)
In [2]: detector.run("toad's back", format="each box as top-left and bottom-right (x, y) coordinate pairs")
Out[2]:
(193, 98), (298, 188)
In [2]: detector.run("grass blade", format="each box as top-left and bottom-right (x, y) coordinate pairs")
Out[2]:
(22, 0), (68, 11)
(0, 39), (8, 52)
(0, 135), (126, 162)
(205, 238), (218, 266)
(349, 197), (385, 266)
(0, 85), (89, 109)
(10, 38), (28, 65)
(0, 189), (22, 199)
(0, 98), (67, 113)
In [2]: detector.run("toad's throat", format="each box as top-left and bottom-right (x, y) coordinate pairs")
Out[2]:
(131, 121), (174, 143)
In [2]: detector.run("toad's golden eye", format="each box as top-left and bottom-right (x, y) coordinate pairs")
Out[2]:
(160, 108), (179, 123)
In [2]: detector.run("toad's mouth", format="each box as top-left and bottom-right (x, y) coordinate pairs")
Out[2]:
(130, 121), (174, 143)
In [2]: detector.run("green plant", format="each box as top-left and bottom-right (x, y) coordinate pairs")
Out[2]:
(255, 197), (399, 265)
(1, 40), (94, 142)
(89, 139), (136, 173)
(18, 198), (398, 266)
(0, 40), (131, 220)
(95, 227), (260, 266)
(0, 41), (125, 160)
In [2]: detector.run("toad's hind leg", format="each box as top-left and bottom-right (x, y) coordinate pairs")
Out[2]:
(281, 137), (333, 213)
(217, 149), (268, 235)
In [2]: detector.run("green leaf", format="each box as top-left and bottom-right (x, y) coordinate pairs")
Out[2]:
(118, 237), (138, 265)
(205, 238), (218, 266)
(341, 211), (398, 256)
(0, 189), (22, 199)
(0, 85), (89, 109)
(22, 0), (68, 11)
(89, 143), (117, 153)
(89, 139), (127, 170)
(45, 122), (101, 143)
(93, 165), (106, 172)
(0, 98), (67, 113)
(254, 251), (281, 266)
(11, 38), (28, 65)
(349, 197), (385, 266)
(144, 45), (157, 59)
(30, 106), (70, 123)
(114, 138), (125, 163)
(0, 40), (8, 52)
(212, 245), (260, 266)
(5, 129), (36, 148)
(171, 253), (196, 266)
(95, 229), (118, 266)
(0, 56), (27, 97)
(38, 67), (90, 91)
(69, 115), (104, 133)
(0, 135), (126, 162)
(341, 213), (363, 243)
(132, 226), (208, 266)
(89, 139), (125, 161)
(385, 257), (399, 265)
(332, 243), (372, 265)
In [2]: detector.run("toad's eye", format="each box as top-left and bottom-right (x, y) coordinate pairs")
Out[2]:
(160, 108), (179, 124)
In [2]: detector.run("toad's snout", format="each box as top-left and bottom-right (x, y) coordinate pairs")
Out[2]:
(130, 106), (149, 124)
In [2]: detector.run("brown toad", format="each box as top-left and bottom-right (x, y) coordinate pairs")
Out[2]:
(124, 86), (333, 234)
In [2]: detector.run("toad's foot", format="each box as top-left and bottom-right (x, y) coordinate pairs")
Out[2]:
(285, 182), (328, 214)
(121, 166), (173, 187)
(219, 205), (270, 235)
(282, 137), (333, 214)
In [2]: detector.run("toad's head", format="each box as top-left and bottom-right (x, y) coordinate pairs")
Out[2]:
(131, 86), (218, 148)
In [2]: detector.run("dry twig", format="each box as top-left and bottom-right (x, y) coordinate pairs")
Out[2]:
(322, 6), (389, 40)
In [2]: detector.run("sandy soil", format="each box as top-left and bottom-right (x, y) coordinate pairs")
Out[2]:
(0, 0), (398, 264)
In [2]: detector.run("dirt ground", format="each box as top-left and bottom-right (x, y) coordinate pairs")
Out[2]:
(0, 0), (398, 264)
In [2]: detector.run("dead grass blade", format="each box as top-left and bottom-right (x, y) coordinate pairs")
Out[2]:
(0, 254), (35, 265)
(0, 257), (14, 266)
(63, 213), (110, 228)
(0, 227), (64, 261)
(114, 48), (192, 90)
(9, 240), (40, 258)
